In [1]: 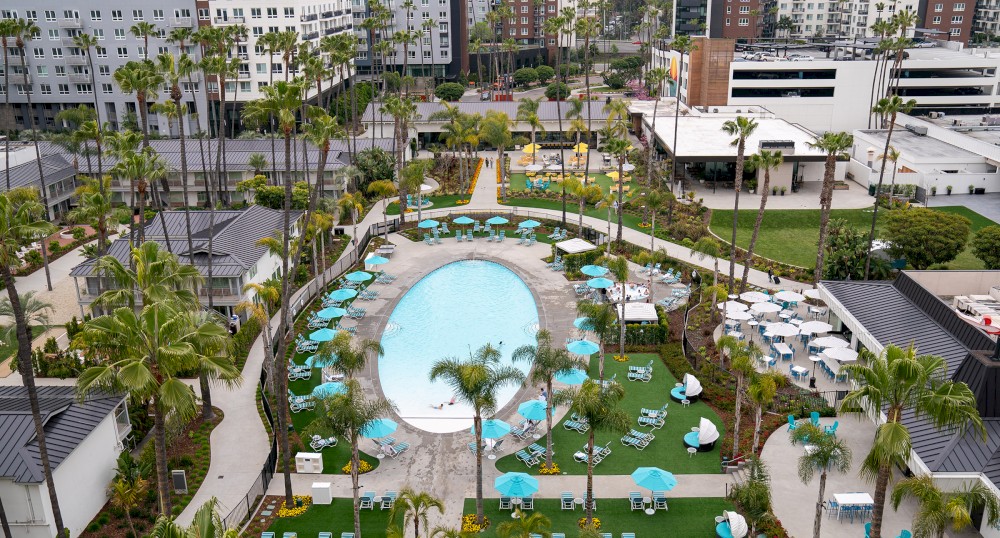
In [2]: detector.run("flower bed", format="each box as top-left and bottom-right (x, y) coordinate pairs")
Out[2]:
(462, 514), (490, 533)
(538, 462), (561, 475)
(578, 516), (602, 530)
(341, 460), (374, 474)
(277, 495), (313, 518)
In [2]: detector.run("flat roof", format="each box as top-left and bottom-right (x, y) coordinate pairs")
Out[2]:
(857, 129), (983, 161)
(649, 117), (826, 160)
(617, 302), (659, 322)
(923, 115), (1000, 147)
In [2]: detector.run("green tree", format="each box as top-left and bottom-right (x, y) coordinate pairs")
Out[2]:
(891, 475), (1000, 538)
(429, 344), (525, 525)
(337, 191), (366, 246)
(314, 331), (382, 379)
(513, 67), (538, 86)
(516, 98), (545, 166)
(841, 344), (984, 538)
(717, 335), (761, 459)
(356, 147), (395, 192)
(248, 153), (268, 176)
(390, 487), (445, 538)
(368, 179), (399, 241)
(728, 457), (775, 535)
(434, 82), (466, 101)
(883, 208), (970, 269)
(148, 497), (239, 538)
(791, 424), (853, 538)
(496, 509), (552, 537)
(536, 65), (555, 84)
(722, 116), (759, 284)
(971, 225), (1000, 269)
(67, 177), (129, 258)
(399, 160), (430, 222)
(544, 82), (570, 100)
(481, 111), (514, 202)
(740, 150), (783, 291)
(564, 177), (601, 235)
(576, 299), (617, 369)
(747, 370), (786, 453)
(807, 132), (854, 283)
(109, 453), (150, 538)
(637, 189), (669, 254)
(691, 237), (722, 289)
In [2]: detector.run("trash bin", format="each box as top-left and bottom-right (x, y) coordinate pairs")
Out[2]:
(868, 184), (876, 196)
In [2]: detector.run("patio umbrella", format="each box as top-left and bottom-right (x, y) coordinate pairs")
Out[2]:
(366, 255), (389, 266)
(567, 339), (601, 355)
(823, 347), (859, 362)
(573, 142), (589, 154)
(420, 183), (434, 193)
(476, 419), (511, 439)
(328, 288), (358, 301)
(716, 301), (749, 312)
(813, 336), (849, 348)
(525, 164), (543, 172)
(622, 162), (636, 172)
(555, 368), (589, 385)
(588, 277), (614, 289)
(631, 467), (678, 492)
(574, 317), (595, 330)
(495, 472), (539, 498)
(304, 354), (335, 368)
(726, 310), (753, 321)
(486, 216), (510, 225)
(417, 219), (440, 229)
(775, 290), (806, 303)
(726, 512), (748, 538)
(803, 288), (823, 300)
(522, 143), (541, 154)
(767, 323), (799, 338)
(519, 219), (541, 228)
(453, 216), (475, 225)
(345, 271), (373, 282)
(739, 291), (771, 303)
(517, 400), (548, 421)
(312, 382), (346, 398)
(310, 328), (339, 342)
(361, 418), (398, 438)
(798, 321), (833, 335)
(580, 264), (608, 277)
(316, 307), (347, 319)
(607, 171), (621, 179)
(750, 302), (782, 314)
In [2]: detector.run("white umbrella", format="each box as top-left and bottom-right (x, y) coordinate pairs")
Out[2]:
(726, 310), (754, 321)
(525, 164), (543, 172)
(622, 162), (636, 172)
(547, 164), (563, 171)
(798, 321), (833, 335)
(683, 373), (703, 398)
(775, 290), (806, 303)
(739, 291), (771, 303)
(717, 301), (748, 312)
(823, 347), (859, 362)
(803, 288), (823, 300)
(767, 323), (800, 337)
(813, 336), (849, 348)
(751, 302), (782, 314)
(726, 512), (748, 538)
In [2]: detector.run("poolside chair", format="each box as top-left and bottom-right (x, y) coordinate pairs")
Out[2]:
(561, 492), (575, 510)
(652, 491), (669, 511)
(295, 335), (318, 354)
(467, 442), (482, 455)
(627, 368), (652, 382)
(380, 491), (397, 510)
(521, 496), (534, 510)
(622, 533), (636, 538)
(650, 263), (662, 275)
(640, 404), (668, 419)
(527, 443), (547, 457)
(510, 425), (530, 440)
(441, 223), (450, 234)
(473, 222), (481, 233)
(261, 533), (275, 538)
(484, 223), (491, 234)
(340, 534), (355, 538)
(527, 234), (536, 246)
(564, 419), (590, 433)
(621, 434), (649, 450)
(515, 449), (539, 466)
(499, 230), (506, 242)
(600, 534), (612, 538)
(552, 534), (566, 538)
(387, 442), (409, 458)
(466, 230), (473, 241)
(282, 533), (297, 538)
(432, 230), (442, 244)
(811, 411), (821, 427)
(359, 491), (376, 510)
(638, 415), (664, 429)
(499, 496), (512, 510)
(638, 263), (653, 275)
(456, 230), (463, 242)
(630, 429), (655, 442)
(628, 492), (644, 511)
(423, 233), (433, 245)
(787, 415), (798, 432)
(487, 230), (496, 242)
(347, 306), (366, 319)
(864, 523), (871, 538)
(308, 316), (329, 330)
(318, 533), (332, 538)
(310, 435), (337, 451)
(547, 255), (562, 269)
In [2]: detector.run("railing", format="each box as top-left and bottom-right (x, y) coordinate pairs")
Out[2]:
(58, 18), (82, 28)
(301, 13), (319, 21)
(322, 11), (334, 18)
(65, 56), (88, 65)
(172, 16), (193, 26)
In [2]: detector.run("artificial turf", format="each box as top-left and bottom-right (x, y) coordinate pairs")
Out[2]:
(510, 172), (629, 197)
(265, 497), (402, 536)
(385, 194), (468, 215)
(494, 353), (725, 476)
(461, 497), (735, 538)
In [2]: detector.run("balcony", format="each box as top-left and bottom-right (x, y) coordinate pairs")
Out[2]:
(303, 31), (320, 40)
(301, 13), (319, 22)
(61, 36), (79, 46)
(792, 8), (804, 12)
(237, 52), (249, 59)
(69, 73), (91, 83)
(322, 11), (334, 18)
(199, 288), (239, 299)
(58, 18), (82, 28)
(172, 16), (192, 26)
(325, 27), (339, 35)
(237, 71), (251, 79)
(6, 73), (30, 84)
(65, 55), (87, 65)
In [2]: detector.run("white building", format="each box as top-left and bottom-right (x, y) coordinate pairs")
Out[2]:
(775, 0), (917, 38)
(0, 386), (130, 538)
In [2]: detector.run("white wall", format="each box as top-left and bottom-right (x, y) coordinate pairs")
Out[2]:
(0, 480), (52, 537)
(52, 413), (122, 538)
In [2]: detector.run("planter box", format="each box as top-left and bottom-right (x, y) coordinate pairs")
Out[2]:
(975, 188), (986, 194)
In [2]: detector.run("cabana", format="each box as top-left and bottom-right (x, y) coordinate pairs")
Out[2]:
(683, 417), (720, 452)
(616, 302), (659, 323)
(670, 373), (703, 402)
(554, 238), (597, 254)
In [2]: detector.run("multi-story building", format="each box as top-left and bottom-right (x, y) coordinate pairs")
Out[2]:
(917, 0), (974, 41)
(675, 0), (776, 39)
(775, 0), (918, 38)
(975, 0), (1000, 36)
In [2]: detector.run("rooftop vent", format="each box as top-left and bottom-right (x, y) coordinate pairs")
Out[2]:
(904, 124), (928, 136)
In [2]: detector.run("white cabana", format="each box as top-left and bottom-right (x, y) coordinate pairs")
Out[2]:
(555, 238), (597, 254)
(683, 373), (703, 398)
(767, 323), (800, 337)
(717, 301), (748, 312)
(726, 512), (749, 538)
(823, 347), (859, 362)
(739, 291), (771, 303)
(751, 302), (782, 314)
(775, 290), (806, 303)
(798, 321), (833, 335)
(698, 417), (720, 445)
(617, 302), (659, 323)
(726, 310), (754, 321)
(813, 336), (849, 348)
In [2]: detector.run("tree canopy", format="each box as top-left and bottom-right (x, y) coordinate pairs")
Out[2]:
(356, 147), (394, 190)
(971, 225), (1000, 270)
(434, 82), (466, 102)
(545, 82), (570, 100)
(883, 208), (970, 269)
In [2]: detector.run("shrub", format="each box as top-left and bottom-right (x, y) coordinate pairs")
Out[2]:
(545, 82), (571, 100)
(71, 227), (86, 241)
(513, 67), (538, 86)
(23, 250), (43, 266)
(434, 82), (466, 101)
(603, 72), (626, 89)
(49, 241), (62, 254)
(536, 64), (555, 84)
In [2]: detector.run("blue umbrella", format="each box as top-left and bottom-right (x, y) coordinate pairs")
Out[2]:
(312, 382), (347, 398)
(453, 216), (475, 225)
(631, 467), (678, 492)
(517, 400), (548, 421)
(316, 307), (347, 319)
(494, 472), (540, 498)
(567, 339), (600, 355)
(309, 328), (338, 342)
(574, 317), (595, 331)
(486, 216), (509, 225)
(304, 354), (336, 368)
(366, 255), (390, 266)
(554, 368), (589, 385)
(417, 219), (439, 229)
(361, 418), (398, 438)
(345, 271), (373, 282)
(519, 219), (541, 228)
(474, 419), (511, 439)
(328, 288), (358, 301)
(587, 277), (614, 289)
(580, 264), (608, 277)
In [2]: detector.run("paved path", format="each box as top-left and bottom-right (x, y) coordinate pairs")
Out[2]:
(927, 192), (1000, 223)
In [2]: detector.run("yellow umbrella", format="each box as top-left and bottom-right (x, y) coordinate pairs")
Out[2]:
(607, 171), (620, 179)
(573, 142), (589, 154)
(523, 143), (541, 154)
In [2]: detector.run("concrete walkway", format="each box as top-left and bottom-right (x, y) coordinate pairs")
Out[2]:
(927, 192), (1000, 223)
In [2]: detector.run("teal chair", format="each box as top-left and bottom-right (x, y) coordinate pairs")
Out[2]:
(864, 522), (871, 538)
(810, 411), (820, 427)
(318, 533), (332, 538)
(261, 534), (275, 538)
(787, 415), (798, 431)
(898, 531), (911, 538)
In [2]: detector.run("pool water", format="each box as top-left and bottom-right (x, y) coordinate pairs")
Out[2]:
(379, 260), (538, 433)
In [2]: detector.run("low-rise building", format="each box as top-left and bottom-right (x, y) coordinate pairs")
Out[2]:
(0, 141), (80, 219)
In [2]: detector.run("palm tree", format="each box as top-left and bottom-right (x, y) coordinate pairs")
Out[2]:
(747, 370), (786, 454)
(109, 469), (149, 537)
(249, 153), (269, 177)
(390, 487), (445, 538)
(717, 335), (761, 459)
(841, 344), (983, 538)
(543, 14), (568, 225)
(807, 132), (853, 283)
(67, 177), (130, 258)
(574, 301), (617, 377)
(891, 475), (1000, 538)
(691, 237), (722, 289)
(148, 497), (239, 538)
(669, 35), (697, 187)
(399, 161), (429, 223)
(157, 51), (198, 258)
(367, 179), (399, 240)
(596, 191), (617, 255)
(315, 331), (382, 380)
(73, 33), (104, 139)
(429, 344), (525, 525)
(605, 254), (629, 372)
(739, 150), (782, 291)
(337, 191), (365, 245)
(307, 379), (396, 538)
(481, 110), (514, 202)
(512, 329), (581, 467)
(114, 60), (164, 150)
(129, 21), (158, 61)
(184, 309), (242, 420)
(555, 379), (629, 525)
(728, 456), (775, 536)
(791, 424), (852, 538)
(864, 96), (915, 279)
(113, 147), (169, 248)
(235, 282), (280, 382)
(564, 177), (601, 235)
(878, 146), (902, 198)
(381, 95), (420, 222)
(577, 13), (601, 180)
(638, 189), (668, 254)
(721, 116), (759, 284)
(516, 98), (545, 165)
(644, 66), (668, 190)
(605, 135), (631, 246)
(497, 510), (552, 538)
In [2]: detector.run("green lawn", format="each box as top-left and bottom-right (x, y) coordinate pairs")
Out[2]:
(462, 497), (734, 537)
(511, 172), (627, 197)
(932, 206), (997, 270)
(495, 353), (725, 476)
(502, 197), (643, 232)
(386, 194), (468, 215)
(266, 498), (402, 536)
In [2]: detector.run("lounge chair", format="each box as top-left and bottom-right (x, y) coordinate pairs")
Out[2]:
(564, 419), (590, 433)
(340, 534), (354, 538)
(347, 306), (366, 319)
(456, 230), (463, 242)
(261, 533), (275, 538)
(295, 335), (318, 354)
(282, 533), (297, 538)
(622, 533), (636, 538)
(468, 442), (482, 455)
(825, 421), (839, 437)
(359, 491), (375, 510)
(630, 429), (655, 442)
(627, 369), (652, 382)
(423, 233), (433, 245)
(561, 492), (575, 510)
(498, 230), (506, 242)
(335, 322), (357, 335)
(310, 435), (338, 451)
(433, 230), (442, 244)
(547, 255), (562, 269)
(381, 491), (397, 509)
(466, 230), (473, 241)
(621, 434), (649, 450)
(487, 230), (496, 242)
(440, 223), (449, 234)
(650, 263), (662, 275)
(548, 227), (561, 239)
(515, 449), (539, 466)
(640, 404), (668, 419)
(521, 496), (534, 510)
(387, 442), (409, 458)
(629, 492), (644, 511)
(527, 443), (547, 457)
(308, 316), (329, 329)
(473, 222), (481, 233)
(318, 533), (332, 538)
(810, 411), (821, 427)
(652, 491), (669, 511)
(552, 534), (566, 538)
(638, 263), (653, 274)
(527, 234), (536, 246)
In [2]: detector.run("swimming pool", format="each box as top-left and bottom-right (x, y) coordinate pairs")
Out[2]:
(379, 260), (538, 433)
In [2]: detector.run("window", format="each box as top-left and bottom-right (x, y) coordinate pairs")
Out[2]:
(253, 27), (263, 37)
(548, 38), (555, 44)
(521, 5), (528, 12)
(233, 8), (243, 18)
(408, 50), (416, 58)
(932, 15), (941, 23)
(521, 26), (528, 34)
(225, 81), (235, 93)
(112, 10), (123, 20)
(115, 29), (126, 40)
(422, 11), (430, 19)
(268, 26), (279, 33)
(267, 8), (278, 18)
(93, 29), (104, 40)
(440, 50), (448, 57)
(256, 63), (266, 74)
(132, 9), (143, 20)
(117, 47), (128, 57)
(356, 51), (367, 59)
(739, 6), (749, 12)
(934, 3), (943, 10)
(76, 84), (92, 94)
(15, 84), (27, 96)
(955, 2), (965, 9)
(240, 81), (251, 92)
(727, 6), (732, 13)
(52, 47), (63, 58)
(257, 81), (269, 90)
(509, 27), (515, 35)
(58, 83), (69, 95)
(950, 27), (961, 35)
(285, 25), (294, 31)
(25, 10), (37, 21)
(153, 9), (164, 21)
(251, 8), (262, 18)
(548, 4), (555, 11)
(36, 65), (47, 76)
(40, 84), (51, 95)
(90, 10), (101, 20)
(45, 10), (56, 21)
(48, 29), (59, 40)
(96, 46), (107, 58)
(137, 46), (146, 57)
(423, 50), (431, 58)
(738, 17), (749, 25)
(521, 16), (528, 23)
(102, 83), (113, 93)
(284, 7), (294, 17)
(33, 47), (44, 58)
(198, 9), (210, 20)
(99, 65), (110, 75)
(951, 15), (963, 22)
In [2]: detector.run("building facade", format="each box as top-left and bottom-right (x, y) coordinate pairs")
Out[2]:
(918, 0), (974, 41)
(774, 0), (918, 38)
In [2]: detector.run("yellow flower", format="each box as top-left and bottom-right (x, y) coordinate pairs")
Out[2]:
(277, 495), (312, 518)
(613, 354), (630, 362)
(462, 513), (490, 532)
(578, 517), (601, 530)
(539, 462), (561, 475)
(341, 460), (374, 474)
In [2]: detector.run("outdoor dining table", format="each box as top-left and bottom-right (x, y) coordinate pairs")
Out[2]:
(791, 365), (809, 376)
(760, 356), (776, 368)
(834, 493), (874, 506)
(773, 343), (794, 361)
(727, 331), (745, 341)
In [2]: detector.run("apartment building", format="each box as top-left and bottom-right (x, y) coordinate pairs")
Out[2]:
(976, 0), (1000, 36)
(918, 0), (974, 41)
(674, 0), (776, 39)
(775, 0), (917, 38)
(352, 0), (467, 78)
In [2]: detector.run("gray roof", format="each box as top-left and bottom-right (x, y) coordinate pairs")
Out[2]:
(858, 129), (981, 161)
(0, 386), (124, 484)
(1, 154), (76, 194)
(362, 101), (611, 123)
(70, 205), (301, 278)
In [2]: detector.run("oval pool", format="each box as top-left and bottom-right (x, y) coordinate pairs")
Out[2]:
(379, 260), (538, 433)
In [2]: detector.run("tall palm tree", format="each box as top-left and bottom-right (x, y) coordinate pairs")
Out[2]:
(596, 191), (617, 255)
(380, 95), (419, 222)
(721, 116), (759, 284)
(481, 111), (514, 202)
(67, 176), (130, 258)
(717, 335), (761, 459)
(148, 497), (239, 538)
(113, 147), (169, 248)
(864, 96), (915, 279)
(878, 146), (902, 198)
(691, 237), (722, 289)
(184, 309), (242, 420)
(807, 132), (853, 283)
(73, 33), (104, 141)
(555, 379), (629, 526)
(516, 98), (544, 165)
(307, 380), (396, 538)
(512, 329), (581, 467)
(497, 510), (552, 538)
(114, 61), (164, 150)
(891, 474), (1000, 538)
(337, 191), (365, 245)
(235, 282), (280, 383)
(399, 161), (428, 223)
(644, 66), (668, 191)
(841, 344), (983, 538)
(747, 370), (785, 453)
(574, 300), (617, 375)
(638, 189), (668, 254)
(315, 331), (382, 380)
(564, 178), (601, 235)
(390, 487), (445, 538)
(739, 150), (782, 291)
(157, 52), (198, 259)
(605, 254), (629, 372)
(577, 12), (601, 180)
(130, 21), (158, 61)
(791, 424), (852, 538)
(605, 135), (631, 245)
(543, 14), (568, 225)
(429, 344), (525, 525)
(669, 35), (696, 188)
(367, 179), (398, 240)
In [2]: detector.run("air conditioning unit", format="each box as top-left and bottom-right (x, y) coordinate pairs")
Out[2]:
(905, 124), (928, 136)
(928, 111), (941, 119)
